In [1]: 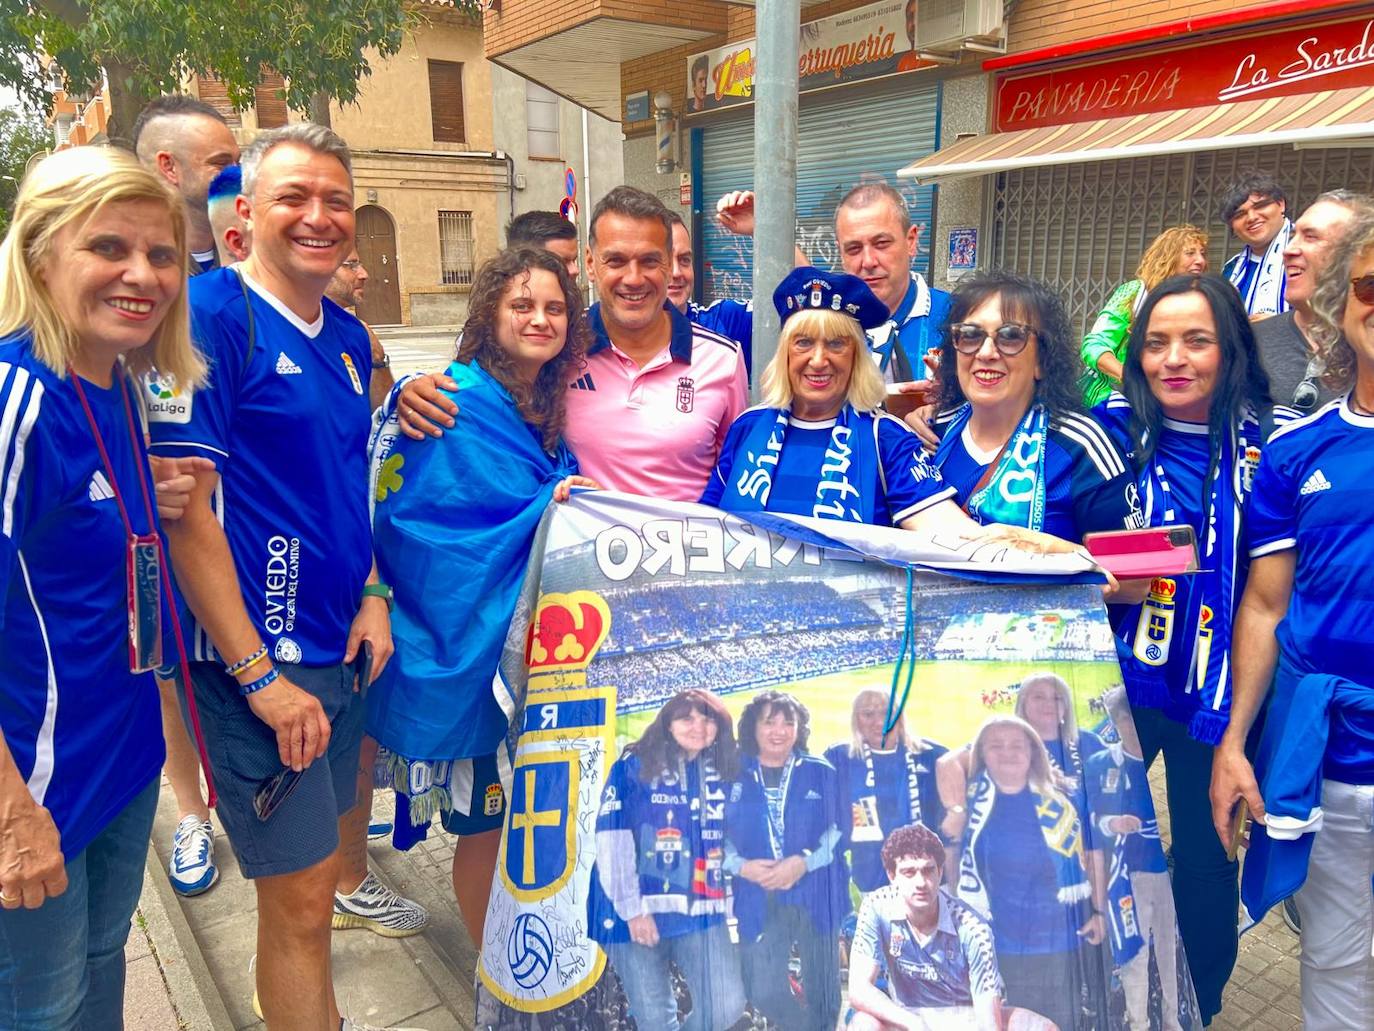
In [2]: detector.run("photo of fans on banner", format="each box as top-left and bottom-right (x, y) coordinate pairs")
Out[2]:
(476, 492), (1202, 1031)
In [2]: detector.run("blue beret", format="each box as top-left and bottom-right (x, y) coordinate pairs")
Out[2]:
(207, 164), (242, 203)
(772, 266), (890, 332)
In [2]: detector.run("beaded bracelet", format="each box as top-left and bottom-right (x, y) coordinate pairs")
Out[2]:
(239, 665), (280, 697)
(225, 644), (269, 677)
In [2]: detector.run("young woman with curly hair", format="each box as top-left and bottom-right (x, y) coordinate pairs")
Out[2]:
(930, 272), (1142, 544)
(1079, 226), (1209, 406)
(365, 246), (597, 943)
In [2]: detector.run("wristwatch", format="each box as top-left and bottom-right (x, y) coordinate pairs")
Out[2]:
(374, 352), (391, 370)
(361, 582), (394, 611)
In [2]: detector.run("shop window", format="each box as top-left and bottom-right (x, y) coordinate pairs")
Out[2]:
(428, 60), (466, 144)
(438, 210), (475, 286)
(526, 81), (560, 159)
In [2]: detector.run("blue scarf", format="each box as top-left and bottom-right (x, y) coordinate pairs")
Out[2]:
(936, 403), (1049, 530)
(727, 404), (878, 522)
(1116, 409), (1263, 744)
(958, 770), (1092, 921)
(366, 360), (576, 821)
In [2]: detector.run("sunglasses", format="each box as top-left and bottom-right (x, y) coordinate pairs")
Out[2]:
(1351, 274), (1374, 305)
(1292, 356), (1327, 412)
(949, 322), (1036, 356)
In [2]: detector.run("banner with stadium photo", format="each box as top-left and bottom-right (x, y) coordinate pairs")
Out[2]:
(475, 491), (1203, 1031)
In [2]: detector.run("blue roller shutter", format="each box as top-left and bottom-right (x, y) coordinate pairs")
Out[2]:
(699, 79), (940, 304)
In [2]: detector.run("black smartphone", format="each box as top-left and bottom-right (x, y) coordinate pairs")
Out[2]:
(356, 641), (374, 696)
(253, 766), (304, 822)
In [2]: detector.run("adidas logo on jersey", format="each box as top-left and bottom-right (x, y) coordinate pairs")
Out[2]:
(88, 471), (115, 502)
(1300, 469), (1332, 496)
(275, 352), (303, 375)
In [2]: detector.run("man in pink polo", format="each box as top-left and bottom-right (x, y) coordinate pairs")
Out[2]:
(392, 186), (748, 500)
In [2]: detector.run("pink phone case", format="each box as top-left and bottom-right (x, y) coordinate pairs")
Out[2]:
(1083, 526), (1199, 580)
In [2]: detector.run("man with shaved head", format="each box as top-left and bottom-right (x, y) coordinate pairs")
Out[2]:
(132, 95), (240, 274)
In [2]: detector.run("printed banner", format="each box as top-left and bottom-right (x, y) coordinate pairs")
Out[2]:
(686, 0), (932, 116)
(476, 492), (1202, 1030)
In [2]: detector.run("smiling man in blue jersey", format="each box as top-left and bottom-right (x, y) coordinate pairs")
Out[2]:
(1212, 211), (1374, 1030)
(147, 124), (396, 1031)
(848, 823), (1005, 1031)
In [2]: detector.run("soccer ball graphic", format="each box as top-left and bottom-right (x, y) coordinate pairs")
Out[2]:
(507, 912), (554, 989)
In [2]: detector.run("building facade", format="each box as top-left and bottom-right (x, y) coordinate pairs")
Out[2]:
(483, 0), (1374, 333)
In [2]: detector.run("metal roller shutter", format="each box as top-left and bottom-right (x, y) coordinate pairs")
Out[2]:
(699, 80), (941, 304)
(993, 145), (1374, 337)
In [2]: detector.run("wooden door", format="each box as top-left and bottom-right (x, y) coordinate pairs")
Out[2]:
(354, 205), (402, 325)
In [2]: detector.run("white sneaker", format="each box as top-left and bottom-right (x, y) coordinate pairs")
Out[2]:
(331, 869), (429, 938)
(168, 815), (218, 896)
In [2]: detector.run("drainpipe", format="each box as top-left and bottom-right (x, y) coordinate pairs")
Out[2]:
(582, 106), (593, 292)
(751, 0), (800, 400)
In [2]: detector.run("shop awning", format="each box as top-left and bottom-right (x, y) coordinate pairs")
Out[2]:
(899, 84), (1374, 184)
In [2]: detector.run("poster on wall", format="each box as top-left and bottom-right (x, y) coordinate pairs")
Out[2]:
(686, 0), (931, 116)
(474, 492), (1204, 1031)
(949, 227), (978, 278)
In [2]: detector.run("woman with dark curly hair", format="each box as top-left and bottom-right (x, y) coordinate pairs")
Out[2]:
(588, 689), (745, 1031)
(930, 271), (1142, 543)
(724, 690), (849, 1031)
(365, 247), (597, 942)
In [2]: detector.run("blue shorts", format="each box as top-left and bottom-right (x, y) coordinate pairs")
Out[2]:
(178, 660), (365, 879)
(439, 752), (506, 836)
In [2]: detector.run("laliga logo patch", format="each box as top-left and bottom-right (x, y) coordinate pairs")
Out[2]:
(341, 352), (364, 395)
(484, 782), (505, 817)
(143, 373), (192, 424)
(676, 376), (695, 414)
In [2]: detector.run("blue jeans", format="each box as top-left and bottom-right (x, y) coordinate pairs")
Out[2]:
(0, 778), (158, 1030)
(606, 921), (745, 1031)
(740, 897), (841, 1031)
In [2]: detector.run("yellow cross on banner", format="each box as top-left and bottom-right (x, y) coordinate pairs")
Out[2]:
(511, 768), (560, 885)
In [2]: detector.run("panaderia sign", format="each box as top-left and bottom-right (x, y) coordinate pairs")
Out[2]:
(996, 11), (1374, 132)
(685, 0), (931, 116)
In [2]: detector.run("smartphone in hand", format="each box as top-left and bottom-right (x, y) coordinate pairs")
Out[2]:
(1084, 525), (1200, 581)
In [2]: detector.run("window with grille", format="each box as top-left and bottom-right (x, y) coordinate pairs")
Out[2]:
(438, 210), (475, 286)
(428, 60), (466, 143)
(526, 81), (560, 159)
(255, 72), (288, 129)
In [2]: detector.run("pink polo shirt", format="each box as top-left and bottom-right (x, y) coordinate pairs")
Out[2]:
(565, 302), (748, 501)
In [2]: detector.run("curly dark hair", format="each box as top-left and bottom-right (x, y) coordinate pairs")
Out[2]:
(627, 689), (739, 782)
(880, 822), (945, 878)
(1218, 170), (1288, 224)
(455, 247), (589, 451)
(935, 271), (1085, 418)
(737, 690), (811, 758)
(1121, 273), (1273, 466)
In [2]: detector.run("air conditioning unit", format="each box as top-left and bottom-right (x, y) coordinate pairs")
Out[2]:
(917, 0), (1005, 52)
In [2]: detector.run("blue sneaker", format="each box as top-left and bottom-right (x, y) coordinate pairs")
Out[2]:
(367, 820), (392, 840)
(169, 815), (219, 896)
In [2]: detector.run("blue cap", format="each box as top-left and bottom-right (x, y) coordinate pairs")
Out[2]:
(772, 266), (889, 332)
(207, 164), (242, 203)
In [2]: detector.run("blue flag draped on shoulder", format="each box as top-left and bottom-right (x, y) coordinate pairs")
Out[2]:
(366, 360), (576, 815)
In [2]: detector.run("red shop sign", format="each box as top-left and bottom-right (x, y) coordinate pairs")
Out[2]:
(996, 12), (1374, 132)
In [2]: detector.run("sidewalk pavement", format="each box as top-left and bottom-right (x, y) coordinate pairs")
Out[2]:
(128, 759), (1301, 1030)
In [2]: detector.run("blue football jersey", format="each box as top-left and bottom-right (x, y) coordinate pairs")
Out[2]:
(146, 268), (374, 666)
(688, 298), (753, 376)
(1247, 397), (1374, 778)
(934, 409), (1141, 540)
(0, 335), (164, 857)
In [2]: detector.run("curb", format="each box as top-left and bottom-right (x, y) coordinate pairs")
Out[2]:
(137, 847), (238, 1031)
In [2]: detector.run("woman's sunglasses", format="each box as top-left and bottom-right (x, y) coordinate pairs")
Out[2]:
(949, 322), (1036, 356)
(1292, 356), (1326, 412)
(1351, 274), (1374, 305)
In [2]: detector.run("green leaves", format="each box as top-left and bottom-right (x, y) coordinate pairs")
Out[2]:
(0, 106), (51, 237)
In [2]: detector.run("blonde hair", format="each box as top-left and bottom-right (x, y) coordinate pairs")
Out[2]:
(1135, 225), (1208, 293)
(849, 687), (908, 757)
(0, 146), (205, 388)
(761, 307), (886, 412)
(969, 715), (1068, 799)
(1013, 671), (1080, 747)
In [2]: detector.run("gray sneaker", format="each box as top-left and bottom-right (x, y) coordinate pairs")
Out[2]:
(1282, 896), (1302, 935)
(331, 870), (429, 938)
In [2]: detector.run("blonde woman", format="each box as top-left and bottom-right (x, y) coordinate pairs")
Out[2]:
(1013, 671), (1103, 791)
(0, 146), (207, 1025)
(958, 716), (1100, 1031)
(1080, 225), (1209, 406)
